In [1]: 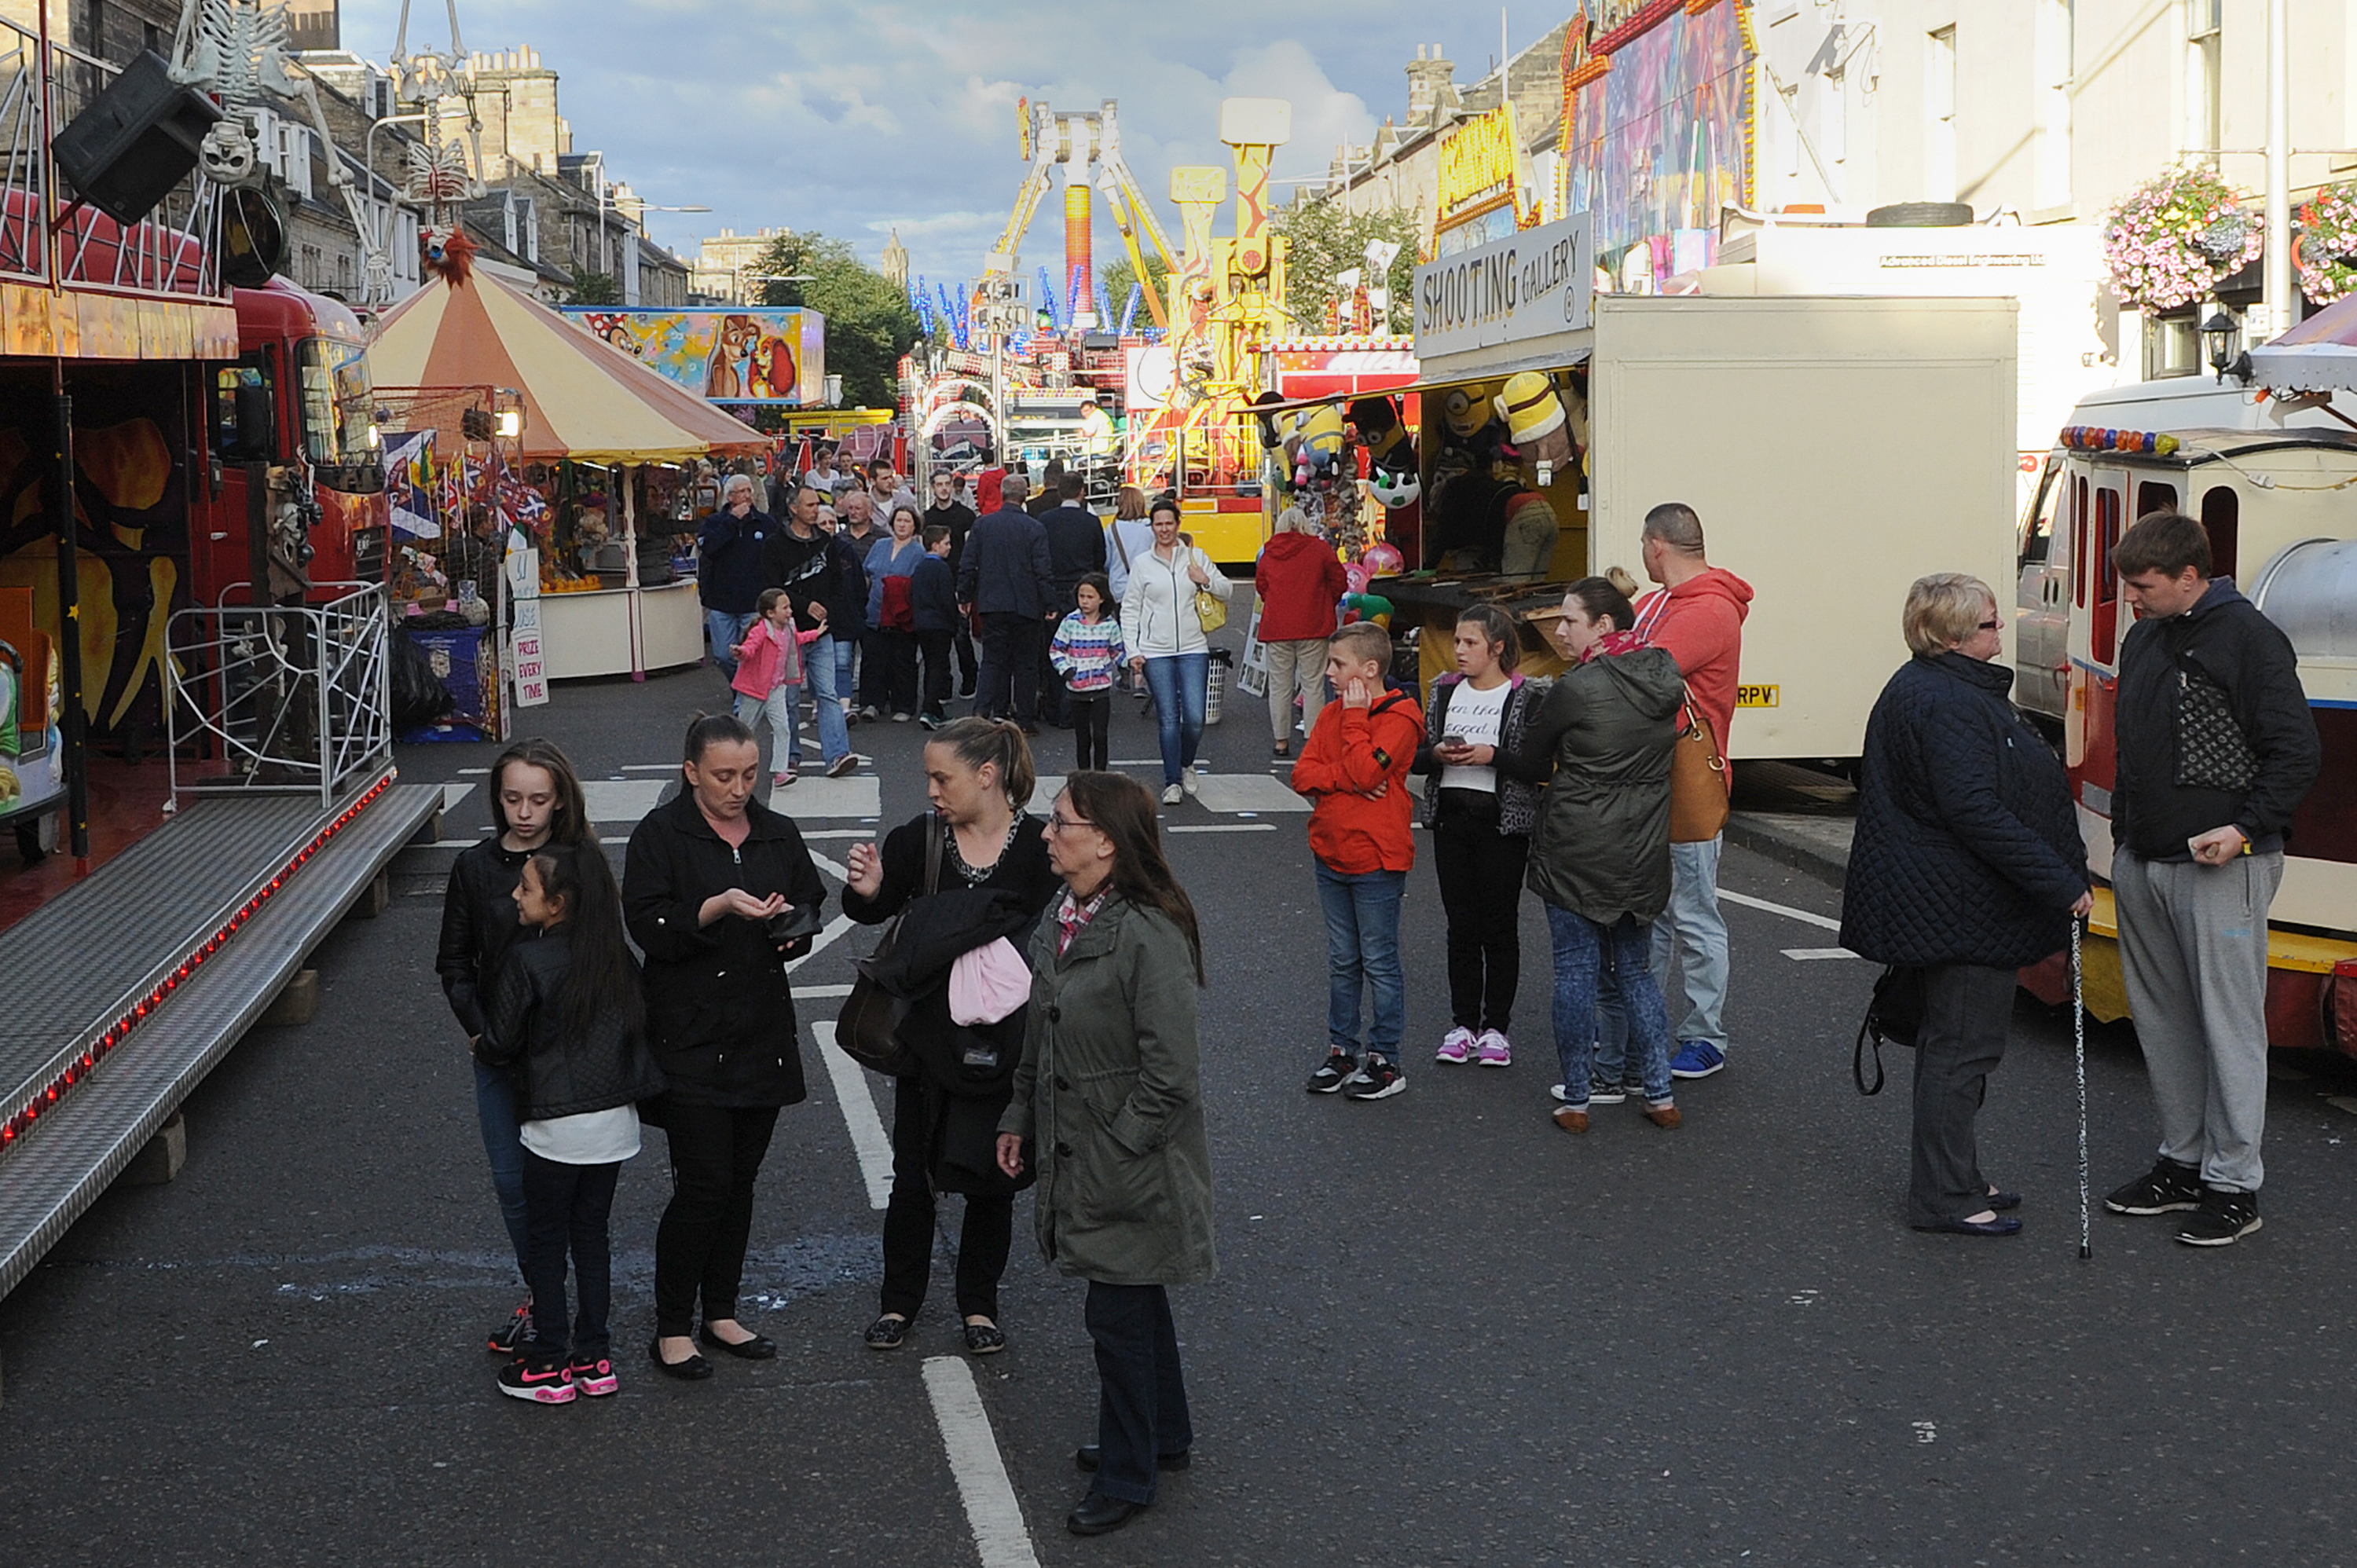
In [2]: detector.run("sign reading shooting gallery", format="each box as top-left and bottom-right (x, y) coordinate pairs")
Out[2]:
(1413, 212), (1594, 363)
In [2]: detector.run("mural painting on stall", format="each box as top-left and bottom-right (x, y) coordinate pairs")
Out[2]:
(0, 370), (187, 740)
(565, 308), (827, 405)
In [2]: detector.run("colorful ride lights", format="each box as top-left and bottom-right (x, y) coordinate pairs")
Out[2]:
(2059, 426), (2182, 456)
(1, 774), (394, 1152)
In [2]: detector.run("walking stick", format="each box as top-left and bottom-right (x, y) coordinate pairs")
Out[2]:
(2073, 917), (2091, 1261)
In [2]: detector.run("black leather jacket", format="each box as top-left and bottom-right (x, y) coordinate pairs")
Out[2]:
(437, 838), (533, 1043)
(477, 930), (668, 1119)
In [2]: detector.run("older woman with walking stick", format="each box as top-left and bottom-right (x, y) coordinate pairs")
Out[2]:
(1839, 574), (2091, 1236)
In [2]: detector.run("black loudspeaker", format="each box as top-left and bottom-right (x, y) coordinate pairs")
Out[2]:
(50, 49), (222, 225)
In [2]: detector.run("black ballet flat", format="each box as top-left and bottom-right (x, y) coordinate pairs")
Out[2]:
(1912, 1214), (2023, 1236)
(962, 1321), (1006, 1355)
(648, 1337), (713, 1380)
(697, 1324), (778, 1360)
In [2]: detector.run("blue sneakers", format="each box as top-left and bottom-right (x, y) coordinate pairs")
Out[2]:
(1669, 1041), (1725, 1079)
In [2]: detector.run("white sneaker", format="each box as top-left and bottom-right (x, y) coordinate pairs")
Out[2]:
(1180, 766), (1200, 796)
(1435, 1027), (1475, 1064)
(1160, 783), (1184, 805)
(1475, 1030), (1512, 1068)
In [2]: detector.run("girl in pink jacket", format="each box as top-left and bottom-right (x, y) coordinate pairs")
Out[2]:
(731, 588), (825, 786)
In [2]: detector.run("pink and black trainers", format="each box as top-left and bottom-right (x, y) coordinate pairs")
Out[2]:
(497, 1357), (575, 1405)
(1435, 1028), (1475, 1064)
(569, 1356), (619, 1397)
(1475, 1030), (1512, 1068)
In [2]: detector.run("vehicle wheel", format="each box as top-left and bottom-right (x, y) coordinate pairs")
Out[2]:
(1866, 201), (1976, 228)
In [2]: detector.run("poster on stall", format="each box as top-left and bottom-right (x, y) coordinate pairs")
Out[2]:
(508, 545), (548, 709)
(563, 308), (826, 405)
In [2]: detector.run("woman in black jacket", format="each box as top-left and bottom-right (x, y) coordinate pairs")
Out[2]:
(436, 737), (591, 1356)
(625, 713), (827, 1378)
(842, 718), (1058, 1354)
(1839, 574), (2091, 1236)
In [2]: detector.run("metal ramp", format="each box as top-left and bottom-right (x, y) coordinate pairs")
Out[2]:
(0, 774), (442, 1300)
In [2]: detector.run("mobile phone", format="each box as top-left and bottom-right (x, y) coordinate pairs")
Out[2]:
(1443, 734), (1466, 748)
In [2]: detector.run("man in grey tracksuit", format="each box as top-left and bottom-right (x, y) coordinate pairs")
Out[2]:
(2099, 511), (2319, 1247)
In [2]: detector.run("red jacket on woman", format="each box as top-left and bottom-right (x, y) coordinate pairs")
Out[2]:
(1254, 532), (1349, 642)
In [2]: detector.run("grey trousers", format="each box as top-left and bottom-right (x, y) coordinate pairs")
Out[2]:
(1909, 962), (2017, 1226)
(2113, 848), (2282, 1192)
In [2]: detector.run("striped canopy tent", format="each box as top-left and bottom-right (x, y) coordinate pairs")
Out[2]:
(367, 266), (768, 461)
(2251, 294), (2357, 395)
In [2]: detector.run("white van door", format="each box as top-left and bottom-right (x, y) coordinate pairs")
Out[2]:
(2014, 456), (2068, 721)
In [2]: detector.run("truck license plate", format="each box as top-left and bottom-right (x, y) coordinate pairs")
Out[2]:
(1736, 685), (1780, 709)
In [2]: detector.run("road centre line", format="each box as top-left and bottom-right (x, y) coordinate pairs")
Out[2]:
(1166, 822), (1277, 833)
(810, 1021), (893, 1209)
(1783, 947), (1861, 961)
(922, 1357), (1044, 1568)
(1719, 888), (1842, 932)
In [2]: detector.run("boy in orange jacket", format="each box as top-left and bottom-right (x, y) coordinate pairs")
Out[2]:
(1292, 621), (1425, 1101)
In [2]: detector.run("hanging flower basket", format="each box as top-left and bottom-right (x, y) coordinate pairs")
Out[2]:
(2102, 167), (2264, 311)
(2297, 181), (2357, 304)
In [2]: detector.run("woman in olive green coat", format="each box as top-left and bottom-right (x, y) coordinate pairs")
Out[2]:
(997, 771), (1215, 1539)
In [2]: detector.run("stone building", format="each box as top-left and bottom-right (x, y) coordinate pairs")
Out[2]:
(691, 226), (792, 304)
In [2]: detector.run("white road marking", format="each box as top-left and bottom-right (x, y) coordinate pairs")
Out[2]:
(582, 779), (670, 822)
(797, 983), (853, 998)
(1168, 822), (1277, 833)
(1783, 947), (1860, 961)
(786, 914), (856, 972)
(620, 764), (680, 772)
(456, 767), (489, 775)
(1720, 888), (1842, 932)
(1192, 773), (1309, 812)
(922, 1357), (1043, 1568)
(441, 782), (475, 811)
(812, 1021), (893, 1210)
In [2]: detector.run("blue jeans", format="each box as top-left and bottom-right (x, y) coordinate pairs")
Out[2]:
(1316, 863), (1406, 1060)
(1650, 835), (1731, 1048)
(808, 632), (851, 764)
(1143, 652), (1209, 786)
(706, 608), (755, 681)
(1548, 905), (1673, 1107)
(473, 1057), (530, 1282)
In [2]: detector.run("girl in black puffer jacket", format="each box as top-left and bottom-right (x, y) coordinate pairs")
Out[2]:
(480, 843), (666, 1404)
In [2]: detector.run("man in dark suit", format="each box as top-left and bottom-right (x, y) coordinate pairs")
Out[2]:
(1037, 469), (1107, 726)
(955, 472), (1054, 729)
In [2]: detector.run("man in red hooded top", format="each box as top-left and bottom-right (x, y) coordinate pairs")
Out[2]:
(1630, 503), (1754, 1083)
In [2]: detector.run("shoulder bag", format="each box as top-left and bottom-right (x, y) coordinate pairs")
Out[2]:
(1192, 551), (1229, 635)
(835, 815), (944, 1077)
(1669, 698), (1729, 844)
(1853, 963), (1926, 1096)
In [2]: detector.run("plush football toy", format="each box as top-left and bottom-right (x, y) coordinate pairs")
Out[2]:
(1369, 467), (1420, 509)
(1495, 371), (1574, 473)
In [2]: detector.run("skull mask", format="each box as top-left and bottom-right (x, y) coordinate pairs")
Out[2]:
(200, 121), (259, 187)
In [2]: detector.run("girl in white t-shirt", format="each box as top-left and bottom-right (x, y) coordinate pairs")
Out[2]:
(1413, 605), (1551, 1068)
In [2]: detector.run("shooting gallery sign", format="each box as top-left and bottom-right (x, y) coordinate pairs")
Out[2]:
(1413, 213), (1593, 365)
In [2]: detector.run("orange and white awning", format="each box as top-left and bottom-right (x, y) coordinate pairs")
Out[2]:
(368, 268), (768, 463)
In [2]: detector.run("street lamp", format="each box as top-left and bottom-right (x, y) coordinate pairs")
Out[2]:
(2203, 309), (2253, 386)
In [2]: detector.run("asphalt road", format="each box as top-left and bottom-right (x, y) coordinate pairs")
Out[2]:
(4, 658), (2355, 1566)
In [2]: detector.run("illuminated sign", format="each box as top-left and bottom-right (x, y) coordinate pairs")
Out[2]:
(1437, 104), (1524, 222)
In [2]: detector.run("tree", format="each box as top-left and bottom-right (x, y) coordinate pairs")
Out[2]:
(565, 269), (622, 306)
(1272, 200), (1420, 335)
(1100, 252), (1173, 332)
(753, 231), (924, 409)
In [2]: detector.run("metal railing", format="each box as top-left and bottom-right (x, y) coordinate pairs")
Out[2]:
(165, 584), (393, 811)
(1, 16), (224, 297)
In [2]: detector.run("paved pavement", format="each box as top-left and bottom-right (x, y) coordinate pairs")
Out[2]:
(4, 658), (2356, 1566)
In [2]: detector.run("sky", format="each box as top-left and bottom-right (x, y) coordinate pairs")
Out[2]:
(335, 0), (1527, 292)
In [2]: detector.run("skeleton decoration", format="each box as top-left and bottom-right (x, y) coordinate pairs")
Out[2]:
(405, 141), (473, 205)
(199, 119), (260, 187)
(171, 2), (359, 217)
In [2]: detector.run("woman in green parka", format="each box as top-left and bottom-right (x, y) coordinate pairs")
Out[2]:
(996, 770), (1215, 1540)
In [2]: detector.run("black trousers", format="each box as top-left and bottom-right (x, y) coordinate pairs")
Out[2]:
(1909, 962), (2015, 1226)
(1084, 1281), (1193, 1506)
(1069, 694), (1111, 771)
(653, 1102), (779, 1336)
(918, 629), (955, 717)
(858, 627), (887, 711)
(1430, 803), (1530, 1033)
(875, 628), (919, 716)
(522, 1150), (619, 1362)
(977, 613), (1042, 723)
(881, 1078), (1014, 1321)
(954, 622), (978, 692)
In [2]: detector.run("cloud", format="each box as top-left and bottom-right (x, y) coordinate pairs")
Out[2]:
(332, 2), (1520, 286)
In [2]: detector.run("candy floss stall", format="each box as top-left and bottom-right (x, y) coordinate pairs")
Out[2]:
(367, 257), (768, 680)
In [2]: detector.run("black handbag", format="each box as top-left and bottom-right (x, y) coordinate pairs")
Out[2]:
(835, 816), (943, 1077)
(1853, 963), (1927, 1097)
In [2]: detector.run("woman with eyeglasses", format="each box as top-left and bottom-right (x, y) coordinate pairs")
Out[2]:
(842, 718), (1058, 1354)
(1839, 574), (2091, 1237)
(997, 771), (1216, 1538)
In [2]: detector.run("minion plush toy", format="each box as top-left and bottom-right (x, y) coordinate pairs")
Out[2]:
(1495, 372), (1574, 475)
(1287, 405), (1346, 488)
(1441, 384), (1503, 467)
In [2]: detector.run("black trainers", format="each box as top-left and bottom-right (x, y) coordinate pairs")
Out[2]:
(487, 1297), (531, 1355)
(1344, 1056), (1406, 1101)
(1306, 1052), (1357, 1094)
(2104, 1158), (2204, 1215)
(497, 1356), (575, 1405)
(1586, 1079), (1632, 1106)
(2175, 1185), (2263, 1247)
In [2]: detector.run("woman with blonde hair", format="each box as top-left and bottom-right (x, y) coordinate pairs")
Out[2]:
(1253, 507), (1347, 758)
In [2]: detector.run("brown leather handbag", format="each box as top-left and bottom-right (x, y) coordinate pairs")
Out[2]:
(1669, 698), (1729, 844)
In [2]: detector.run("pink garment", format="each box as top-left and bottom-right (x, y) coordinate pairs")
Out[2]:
(731, 617), (819, 700)
(948, 936), (1032, 1026)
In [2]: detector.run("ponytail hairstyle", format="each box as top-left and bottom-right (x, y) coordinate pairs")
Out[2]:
(489, 737), (593, 848)
(929, 716), (1037, 811)
(527, 842), (644, 1043)
(682, 710), (756, 767)
(1062, 771), (1204, 984)
(1563, 574), (1637, 634)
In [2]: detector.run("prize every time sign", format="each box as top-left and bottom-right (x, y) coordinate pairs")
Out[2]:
(1414, 214), (1593, 362)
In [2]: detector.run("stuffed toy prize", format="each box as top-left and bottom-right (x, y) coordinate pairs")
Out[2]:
(1495, 372), (1574, 473)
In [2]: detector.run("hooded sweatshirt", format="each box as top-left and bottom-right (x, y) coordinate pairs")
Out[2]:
(1254, 531), (1349, 642)
(1292, 685), (1425, 874)
(1632, 566), (1754, 776)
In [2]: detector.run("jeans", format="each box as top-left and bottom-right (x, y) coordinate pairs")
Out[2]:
(977, 613), (1043, 723)
(1069, 694), (1110, 771)
(807, 633), (852, 764)
(734, 683), (804, 776)
(880, 1078), (1014, 1322)
(653, 1102), (780, 1337)
(1316, 863), (1406, 1060)
(1261, 637), (1329, 746)
(706, 608), (756, 681)
(1429, 808), (1528, 1033)
(1143, 653), (1210, 786)
(1649, 835), (1731, 1049)
(918, 629), (954, 717)
(1549, 905), (1673, 1106)
(1908, 963), (2017, 1226)
(522, 1151), (620, 1361)
(1084, 1281), (1193, 1506)
(473, 1059), (530, 1283)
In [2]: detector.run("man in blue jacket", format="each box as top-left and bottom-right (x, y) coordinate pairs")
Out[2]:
(2101, 511), (2320, 1247)
(698, 474), (773, 680)
(956, 472), (1053, 729)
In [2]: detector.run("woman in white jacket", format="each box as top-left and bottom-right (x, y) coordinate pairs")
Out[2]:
(1120, 497), (1233, 804)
